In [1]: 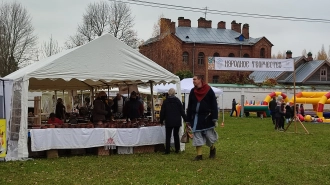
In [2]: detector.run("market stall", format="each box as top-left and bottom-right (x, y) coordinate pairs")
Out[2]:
(4, 34), (181, 161)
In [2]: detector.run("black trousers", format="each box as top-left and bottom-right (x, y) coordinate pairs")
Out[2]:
(165, 126), (180, 153)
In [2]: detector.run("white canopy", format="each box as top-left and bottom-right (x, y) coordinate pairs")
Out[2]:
(6, 34), (180, 90)
(154, 78), (223, 95)
(4, 34), (181, 161)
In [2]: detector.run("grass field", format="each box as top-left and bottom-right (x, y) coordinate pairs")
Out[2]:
(1, 113), (330, 185)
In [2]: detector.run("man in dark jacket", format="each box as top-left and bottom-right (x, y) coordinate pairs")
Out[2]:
(123, 91), (143, 121)
(160, 88), (187, 154)
(230, 99), (237, 117)
(269, 97), (277, 125)
(186, 75), (218, 161)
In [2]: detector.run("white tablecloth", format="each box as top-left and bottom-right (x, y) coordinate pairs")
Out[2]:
(30, 126), (166, 151)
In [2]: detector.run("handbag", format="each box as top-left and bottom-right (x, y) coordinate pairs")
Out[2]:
(181, 131), (189, 143)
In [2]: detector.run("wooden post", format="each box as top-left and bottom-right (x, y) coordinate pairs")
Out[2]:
(34, 96), (41, 125)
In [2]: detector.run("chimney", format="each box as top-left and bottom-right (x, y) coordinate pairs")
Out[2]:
(198, 17), (212, 28)
(307, 52), (313, 61)
(178, 17), (191, 27)
(242, 23), (249, 39)
(286, 50), (292, 59)
(217, 21), (226, 29)
(231, 20), (241, 33)
(160, 18), (175, 35)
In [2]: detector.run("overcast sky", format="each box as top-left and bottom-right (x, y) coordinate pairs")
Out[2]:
(6, 0), (330, 57)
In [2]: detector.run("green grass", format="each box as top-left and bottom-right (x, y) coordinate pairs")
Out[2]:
(1, 113), (330, 185)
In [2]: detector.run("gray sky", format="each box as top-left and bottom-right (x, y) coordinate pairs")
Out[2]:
(7, 0), (330, 57)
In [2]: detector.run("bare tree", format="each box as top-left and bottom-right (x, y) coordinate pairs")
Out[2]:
(41, 35), (61, 58)
(151, 14), (164, 37)
(108, 1), (138, 47)
(0, 2), (37, 77)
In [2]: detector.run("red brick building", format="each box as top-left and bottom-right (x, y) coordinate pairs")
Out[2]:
(139, 17), (273, 83)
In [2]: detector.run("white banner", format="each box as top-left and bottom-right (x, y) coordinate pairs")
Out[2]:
(210, 57), (294, 71)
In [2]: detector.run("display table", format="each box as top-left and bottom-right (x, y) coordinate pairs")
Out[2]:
(30, 126), (166, 152)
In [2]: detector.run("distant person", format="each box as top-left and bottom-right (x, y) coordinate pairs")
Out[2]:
(55, 98), (66, 121)
(269, 97), (277, 125)
(295, 104), (299, 115)
(300, 104), (305, 117)
(123, 91), (144, 122)
(92, 91), (108, 127)
(285, 103), (291, 124)
(230, 99), (237, 117)
(186, 75), (218, 161)
(47, 113), (63, 125)
(275, 96), (285, 131)
(160, 88), (187, 154)
(112, 93), (126, 119)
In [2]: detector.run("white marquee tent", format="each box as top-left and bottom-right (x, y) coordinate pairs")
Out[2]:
(3, 34), (181, 161)
(153, 78), (223, 95)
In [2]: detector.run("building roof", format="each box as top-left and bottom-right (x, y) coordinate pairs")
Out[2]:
(175, 27), (262, 45)
(142, 27), (265, 46)
(280, 60), (325, 83)
(249, 56), (303, 83)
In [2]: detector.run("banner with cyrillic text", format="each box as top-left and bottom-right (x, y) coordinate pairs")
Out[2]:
(209, 57), (294, 71)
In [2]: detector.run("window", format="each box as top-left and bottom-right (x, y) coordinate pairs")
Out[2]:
(228, 53), (235, 57)
(260, 48), (265, 58)
(182, 52), (189, 64)
(213, 52), (220, 57)
(198, 52), (204, 65)
(212, 75), (219, 83)
(320, 67), (327, 81)
(243, 53), (250, 58)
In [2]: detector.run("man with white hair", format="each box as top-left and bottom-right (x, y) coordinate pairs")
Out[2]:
(160, 88), (187, 154)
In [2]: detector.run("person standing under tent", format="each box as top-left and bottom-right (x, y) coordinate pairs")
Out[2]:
(186, 75), (218, 161)
(123, 91), (144, 122)
(112, 93), (126, 119)
(55, 98), (66, 121)
(269, 97), (277, 125)
(160, 88), (187, 154)
(230, 99), (237, 117)
(92, 91), (108, 127)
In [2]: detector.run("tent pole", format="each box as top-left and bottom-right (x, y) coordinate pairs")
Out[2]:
(150, 82), (154, 122)
(222, 94), (224, 124)
(1, 79), (6, 119)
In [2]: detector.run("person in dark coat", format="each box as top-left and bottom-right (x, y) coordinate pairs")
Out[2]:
(230, 99), (237, 117)
(275, 102), (285, 131)
(160, 88), (187, 154)
(186, 75), (218, 161)
(269, 97), (277, 125)
(92, 91), (108, 127)
(55, 98), (66, 121)
(285, 103), (291, 124)
(123, 91), (143, 122)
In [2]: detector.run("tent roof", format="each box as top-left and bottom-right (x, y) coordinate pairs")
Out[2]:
(5, 34), (180, 90)
(154, 78), (223, 95)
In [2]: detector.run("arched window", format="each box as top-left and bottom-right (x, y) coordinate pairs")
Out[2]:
(212, 75), (219, 83)
(228, 53), (235, 57)
(198, 52), (204, 65)
(260, 48), (265, 58)
(243, 53), (250, 58)
(213, 52), (220, 57)
(182, 52), (189, 64)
